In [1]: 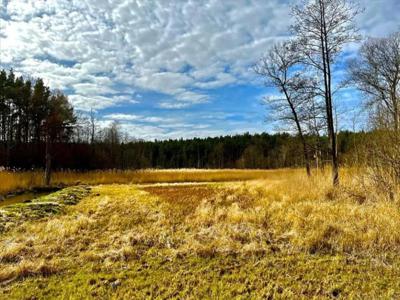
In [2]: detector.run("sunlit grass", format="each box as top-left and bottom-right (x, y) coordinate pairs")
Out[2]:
(0, 168), (399, 298)
(0, 168), (298, 195)
(0, 172), (44, 195)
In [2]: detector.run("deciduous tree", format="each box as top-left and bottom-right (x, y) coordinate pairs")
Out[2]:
(291, 0), (361, 185)
(349, 31), (400, 131)
(255, 41), (322, 176)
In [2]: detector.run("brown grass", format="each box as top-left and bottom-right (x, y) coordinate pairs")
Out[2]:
(135, 169), (400, 257)
(0, 168), (295, 195)
(0, 259), (60, 283)
(0, 168), (399, 298)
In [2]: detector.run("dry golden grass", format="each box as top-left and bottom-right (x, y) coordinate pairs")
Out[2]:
(0, 168), (294, 195)
(135, 168), (400, 256)
(0, 168), (399, 298)
(0, 171), (44, 195)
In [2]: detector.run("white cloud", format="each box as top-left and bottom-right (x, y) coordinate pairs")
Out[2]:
(68, 93), (136, 111)
(73, 82), (116, 96)
(1, 0), (398, 138)
(103, 113), (141, 121)
(103, 113), (178, 124)
(0, 0), (296, 110)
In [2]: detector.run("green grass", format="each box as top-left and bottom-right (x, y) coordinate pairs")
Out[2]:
(2, 254), (399, 299)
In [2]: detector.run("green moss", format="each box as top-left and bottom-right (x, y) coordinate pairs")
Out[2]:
(0, 186), (91, 233)
(2, 253), (399, 299)
(32, 185), (91, 205)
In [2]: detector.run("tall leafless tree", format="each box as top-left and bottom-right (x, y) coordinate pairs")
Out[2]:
(291, 0), (362, 185)
(349, 31), (400, 131)
(89, 108), (97, 144)
(255, 41), (321, 176)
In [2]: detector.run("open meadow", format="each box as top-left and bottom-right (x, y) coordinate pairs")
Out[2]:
(0, 169), (294, 196)
(0, 169), (399, 299)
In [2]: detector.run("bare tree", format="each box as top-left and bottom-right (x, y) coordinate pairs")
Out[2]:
(105, 121), (121, 146)
(349, 31), (400, 131)
(291, 0), (362, 185)
(255, 42), (321, 176)
(89, 108), (97, 144)
(73, 112), (89, 143)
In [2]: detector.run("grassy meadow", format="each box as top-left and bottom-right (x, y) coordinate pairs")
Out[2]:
(0, 168), (294, 195)
(0, 169), (399, 298)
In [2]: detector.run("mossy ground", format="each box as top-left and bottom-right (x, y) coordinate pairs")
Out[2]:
(0, 186), (91, 233)
(3, 253), (400, 299)
(0, 176), (399, 299)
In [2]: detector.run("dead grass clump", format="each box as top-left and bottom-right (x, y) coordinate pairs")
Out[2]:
(242, 169), (400, 254)
(0, 259), (60, 283)
(141, 169), (397, 257)
(175, 188), (272, 256)
(0, 172), (44, 195)
(0, 242), (27, 264)
(101, 246), (139, 265)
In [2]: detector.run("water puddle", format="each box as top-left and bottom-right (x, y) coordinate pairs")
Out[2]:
(0, 190), (58, 208)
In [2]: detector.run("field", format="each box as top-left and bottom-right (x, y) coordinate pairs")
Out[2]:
(0, 169), (399, 299)
(0, 169), (289, 196)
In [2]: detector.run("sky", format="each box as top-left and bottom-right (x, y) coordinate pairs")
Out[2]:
(0, 0), (399, 140)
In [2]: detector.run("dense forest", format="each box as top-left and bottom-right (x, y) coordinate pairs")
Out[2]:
(0, 130), (366, 171)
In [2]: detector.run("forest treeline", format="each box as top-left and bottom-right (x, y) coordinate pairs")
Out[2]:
(0, 129), (366, 171)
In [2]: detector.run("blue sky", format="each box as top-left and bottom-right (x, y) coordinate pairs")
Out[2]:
(0, 0), (399, 140)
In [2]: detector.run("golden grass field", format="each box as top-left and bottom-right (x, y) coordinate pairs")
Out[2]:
(0, 169), (291, 195)
(0, 168), (399, 299)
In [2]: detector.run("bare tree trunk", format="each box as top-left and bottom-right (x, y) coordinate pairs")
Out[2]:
(303, 143), (311, 177)
(90, 109), (96, 144)
(319, 0), (339, 185)
(197, 145), (201, 168)
(44, 133), (52, 186)
(326, 48), (339, 186)
(297, 123), (312, 177)
(6, 116), (12, 169)
(282, 87), (312, 177)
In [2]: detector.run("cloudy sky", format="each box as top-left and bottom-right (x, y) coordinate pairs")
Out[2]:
(0, 0), (399, 140)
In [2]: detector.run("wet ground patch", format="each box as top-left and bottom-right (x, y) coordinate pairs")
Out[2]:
(0, 186), (91, 233)
(0, 187), (61, 208)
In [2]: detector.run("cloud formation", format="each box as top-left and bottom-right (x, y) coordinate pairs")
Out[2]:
(1, 0), (293, 109)
(1, 0), (398, 139)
